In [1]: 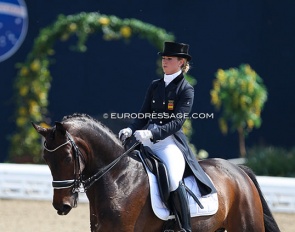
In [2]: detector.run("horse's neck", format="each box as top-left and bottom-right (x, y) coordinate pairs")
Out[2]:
(93, 136), (124, 165)
(87, 151), (148, 224)
(78, 124), (124, 165)
(80, 126), (149, 228)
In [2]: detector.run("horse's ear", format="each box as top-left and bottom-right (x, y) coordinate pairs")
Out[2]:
(31, 122), (49, 138)
(55, 121), (67, 135)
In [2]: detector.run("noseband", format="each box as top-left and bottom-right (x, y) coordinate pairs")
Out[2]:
(44, 131), (86, 193)
(44, 131), (139, 193)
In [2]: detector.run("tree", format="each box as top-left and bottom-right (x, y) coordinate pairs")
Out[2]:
(210, 64), (267, 157)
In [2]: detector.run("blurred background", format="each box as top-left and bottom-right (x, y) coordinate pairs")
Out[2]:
(1, 0), (295, 162)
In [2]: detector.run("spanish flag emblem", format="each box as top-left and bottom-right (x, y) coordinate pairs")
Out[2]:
(168, 100), (174, 110)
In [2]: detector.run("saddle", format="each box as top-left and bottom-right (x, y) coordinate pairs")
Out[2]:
(139, 145), (171, 208)
(123, 136), (170, 201)
(124, 137), (204, 211)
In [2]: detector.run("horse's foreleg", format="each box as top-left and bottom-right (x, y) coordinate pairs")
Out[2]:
(89, 204), (101, 232)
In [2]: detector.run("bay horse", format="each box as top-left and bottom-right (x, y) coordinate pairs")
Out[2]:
(32, 113), (280, 232)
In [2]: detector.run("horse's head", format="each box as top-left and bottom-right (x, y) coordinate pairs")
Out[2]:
(32, 121), (83, 215)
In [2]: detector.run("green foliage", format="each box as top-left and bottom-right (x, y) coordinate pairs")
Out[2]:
(9, 12), (175, 163)
(211, 64), (267, 134)
(246, 146), (295, 177)
(210, 64), (268, 157)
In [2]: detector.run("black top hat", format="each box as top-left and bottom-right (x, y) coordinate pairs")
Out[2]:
(158, 42), (192, 61)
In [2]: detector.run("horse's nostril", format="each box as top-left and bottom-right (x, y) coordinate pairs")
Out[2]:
(62, 204), (72, 214)
(53, 202), (72, 215)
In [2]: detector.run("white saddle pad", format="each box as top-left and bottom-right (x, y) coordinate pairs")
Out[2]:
(146, 168), (219, 221)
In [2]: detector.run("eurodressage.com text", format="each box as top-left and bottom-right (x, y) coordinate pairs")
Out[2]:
(103, 112), (214, 120)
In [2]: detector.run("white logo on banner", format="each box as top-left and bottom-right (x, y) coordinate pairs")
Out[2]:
(0, 0), (28, 62)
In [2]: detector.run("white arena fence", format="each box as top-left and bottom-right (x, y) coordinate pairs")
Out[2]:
(1, 163), (295, 213)
(0, 163), (88, 203)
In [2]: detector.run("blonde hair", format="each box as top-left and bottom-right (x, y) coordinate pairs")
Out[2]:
(178, 58), (190, 73)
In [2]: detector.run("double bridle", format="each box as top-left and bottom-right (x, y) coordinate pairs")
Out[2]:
(44, 131), (138, 193)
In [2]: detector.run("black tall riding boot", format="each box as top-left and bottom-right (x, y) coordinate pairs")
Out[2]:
(170, 181), (192, 232)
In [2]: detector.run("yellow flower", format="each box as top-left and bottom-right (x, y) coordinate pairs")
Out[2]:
(213, 80), (220, 91)
(244, 64), (253, 75)
(230, 78), (236, 88)
(68, 23), (77, 32)
(254, 108), (261, 117)
(244, 64), (251, 74)
(38, 92), (47, 104)
(16, 117), (27, 127)
(30, 59), (41, 72)
(219, 118), (228, 134)
(20, 66), (29, 76)
(120, 26), (132, 38)
(248, 81), (254, 94)
(244, 64), (257, 78)
(240, 95), (247, 109)
(210, 90), (220, 107)
(217, 69), (226, 83)
(29, 100), (40, 114)
(240, 80), (247, 92)
(247, 119), (254, 129)
(18, 107), (27, 116)
(19, 86), (29, 96)
(253, 98), (260, 109)
(98, 17), (110, 26)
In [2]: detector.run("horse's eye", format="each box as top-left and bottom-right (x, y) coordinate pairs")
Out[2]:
(65, 155), (72, 163)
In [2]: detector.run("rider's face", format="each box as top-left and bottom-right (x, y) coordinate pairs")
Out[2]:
(161, 56), (184, 75)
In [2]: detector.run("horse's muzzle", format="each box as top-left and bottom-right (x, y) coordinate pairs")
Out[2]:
(53, 192), (78, 215)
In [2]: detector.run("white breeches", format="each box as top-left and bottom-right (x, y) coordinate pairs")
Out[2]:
(142, 136), (185, 191)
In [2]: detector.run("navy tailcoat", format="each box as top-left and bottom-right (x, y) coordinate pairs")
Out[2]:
(129, 73), (216, 195)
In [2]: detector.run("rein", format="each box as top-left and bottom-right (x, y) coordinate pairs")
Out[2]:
(44, 131), (139, 193)
(82, 141), (139, 191)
